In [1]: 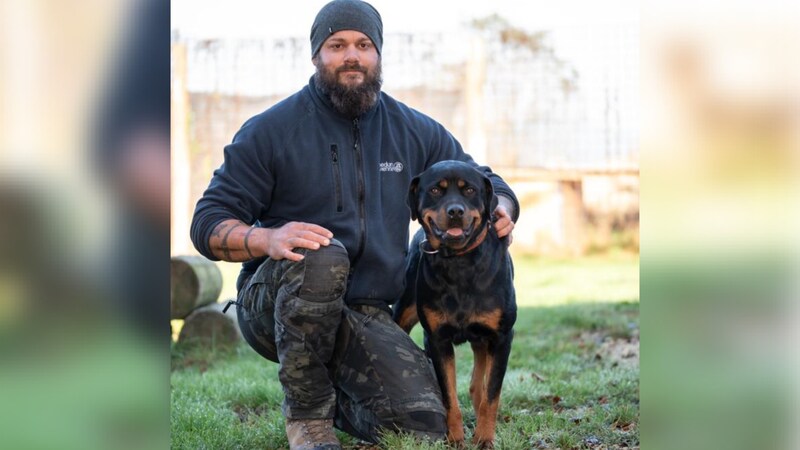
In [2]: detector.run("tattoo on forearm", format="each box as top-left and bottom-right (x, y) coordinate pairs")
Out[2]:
(221, 224), (239, 260)
(211, 222), (228, 238)
(243, 227), (256, 259)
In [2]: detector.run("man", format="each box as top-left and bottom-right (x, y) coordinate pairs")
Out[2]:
(190, 1), (519, 449)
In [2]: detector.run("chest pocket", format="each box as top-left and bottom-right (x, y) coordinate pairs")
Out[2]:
(330, 144), (343, 213)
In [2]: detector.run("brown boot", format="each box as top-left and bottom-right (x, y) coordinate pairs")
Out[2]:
(285, 418), (341, 450)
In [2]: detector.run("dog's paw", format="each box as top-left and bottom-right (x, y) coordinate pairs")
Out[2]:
(474, 439), (495, 449)
(472, 432), (496, 449)
(446, 430), (466, 448)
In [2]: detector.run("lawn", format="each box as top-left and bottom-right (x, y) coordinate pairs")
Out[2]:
(172, 253), (639, 449)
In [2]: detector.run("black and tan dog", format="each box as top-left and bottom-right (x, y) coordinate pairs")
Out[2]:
(393, 160), (516, 448)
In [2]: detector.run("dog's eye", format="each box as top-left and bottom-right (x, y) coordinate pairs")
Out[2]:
(429, 187), (441, 195)
(464, 187), (476, 195)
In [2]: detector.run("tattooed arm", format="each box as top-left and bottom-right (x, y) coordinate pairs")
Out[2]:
(209, 219), (335, 262)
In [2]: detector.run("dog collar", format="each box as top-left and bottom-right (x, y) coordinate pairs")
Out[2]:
(418, 239), (440, 254)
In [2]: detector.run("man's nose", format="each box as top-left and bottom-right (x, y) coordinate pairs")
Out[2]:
(343, 45), (359, 62)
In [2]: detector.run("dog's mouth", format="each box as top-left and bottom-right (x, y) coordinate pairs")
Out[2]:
(426, 217), (475, 246)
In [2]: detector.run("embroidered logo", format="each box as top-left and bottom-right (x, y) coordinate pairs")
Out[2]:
(379, 162), (404, 173)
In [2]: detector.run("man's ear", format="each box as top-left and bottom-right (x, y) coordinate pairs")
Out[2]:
(483, 176), (497, 220)
(407, 176), (421, 221)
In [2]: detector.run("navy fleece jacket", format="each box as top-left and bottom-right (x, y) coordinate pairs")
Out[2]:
(191, 77), (519, 309)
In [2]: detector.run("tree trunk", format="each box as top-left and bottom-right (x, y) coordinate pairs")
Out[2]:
(171, 255), (223, 319)
(177, 301), (241, 347)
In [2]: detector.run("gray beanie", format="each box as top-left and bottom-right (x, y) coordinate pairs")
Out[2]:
(310, 0), (383, 57)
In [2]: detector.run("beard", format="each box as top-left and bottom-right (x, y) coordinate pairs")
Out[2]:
(313, 59), (382, 118)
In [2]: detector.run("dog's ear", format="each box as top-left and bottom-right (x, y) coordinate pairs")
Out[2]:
(483, 175), (498, 220)
(408, 176), (422, 221)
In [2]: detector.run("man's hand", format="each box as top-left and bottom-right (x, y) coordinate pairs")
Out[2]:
(209, 219), (333, 262)
(493, 195), (516, 243)
(263, 222), (333, 262)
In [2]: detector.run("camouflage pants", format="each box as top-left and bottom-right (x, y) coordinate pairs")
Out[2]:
(236, 239), (446, 443)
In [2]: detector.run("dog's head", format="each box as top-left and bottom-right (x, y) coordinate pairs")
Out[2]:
(408, 160), (497, 251)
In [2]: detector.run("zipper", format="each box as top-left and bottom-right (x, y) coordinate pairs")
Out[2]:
(330, 144), (343, 212)
(351, 118), (367, 266)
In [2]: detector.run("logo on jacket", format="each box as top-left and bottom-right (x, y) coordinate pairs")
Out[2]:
(379, 162), (404, 173)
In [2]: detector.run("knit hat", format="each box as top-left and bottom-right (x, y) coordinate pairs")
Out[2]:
(310, 0), (383, 57)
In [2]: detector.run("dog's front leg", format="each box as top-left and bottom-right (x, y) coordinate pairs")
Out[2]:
(469, 340), (489, 417)
(426, 334), (465, 445)
(472, 331), (514, 449)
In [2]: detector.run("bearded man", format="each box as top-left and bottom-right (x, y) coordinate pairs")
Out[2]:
(190, 1), (519, 449)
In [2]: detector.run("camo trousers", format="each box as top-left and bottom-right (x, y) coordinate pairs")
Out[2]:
(236, 239), (446, 443)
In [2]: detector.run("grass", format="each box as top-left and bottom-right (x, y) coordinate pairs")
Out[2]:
(172, 253), (639, 449)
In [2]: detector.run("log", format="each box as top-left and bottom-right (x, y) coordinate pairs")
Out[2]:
(171, 255), (223, 319)
(177, 301), (241, 348)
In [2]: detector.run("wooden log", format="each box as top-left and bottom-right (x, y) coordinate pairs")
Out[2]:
(177, 301), (241, 348)
(171, 255), (223, 319)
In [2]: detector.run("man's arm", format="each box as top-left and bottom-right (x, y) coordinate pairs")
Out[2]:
(208, 219), (334, 262)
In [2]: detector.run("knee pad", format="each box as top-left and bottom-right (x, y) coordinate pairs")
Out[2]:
(298, 239), (349, 302)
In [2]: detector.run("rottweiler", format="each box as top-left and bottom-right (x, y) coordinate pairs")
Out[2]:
(393, 160), (516, 449)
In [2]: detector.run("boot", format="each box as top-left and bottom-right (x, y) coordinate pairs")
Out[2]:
(285, 418), (341, 450)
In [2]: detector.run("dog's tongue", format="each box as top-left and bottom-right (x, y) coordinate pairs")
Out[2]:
(446, 228), (463, 237)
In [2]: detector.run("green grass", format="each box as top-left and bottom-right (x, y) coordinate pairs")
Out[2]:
(173, 254), (639, 449)
(512, 251), (639, 306)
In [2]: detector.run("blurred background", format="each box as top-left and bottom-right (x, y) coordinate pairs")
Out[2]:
(0, 0), (797, 449)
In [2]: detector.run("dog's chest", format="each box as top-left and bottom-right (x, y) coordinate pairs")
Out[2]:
(421, 290), (504, 343)
(427, 304), (503, 344)
(417, 244), (512, 343)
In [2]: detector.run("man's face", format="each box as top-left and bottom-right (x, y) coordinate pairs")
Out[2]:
(314, 30), (379, 88)
(313, 30), (382, 118)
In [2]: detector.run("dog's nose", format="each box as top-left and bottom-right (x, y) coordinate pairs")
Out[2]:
(447, 205), (465, 219)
